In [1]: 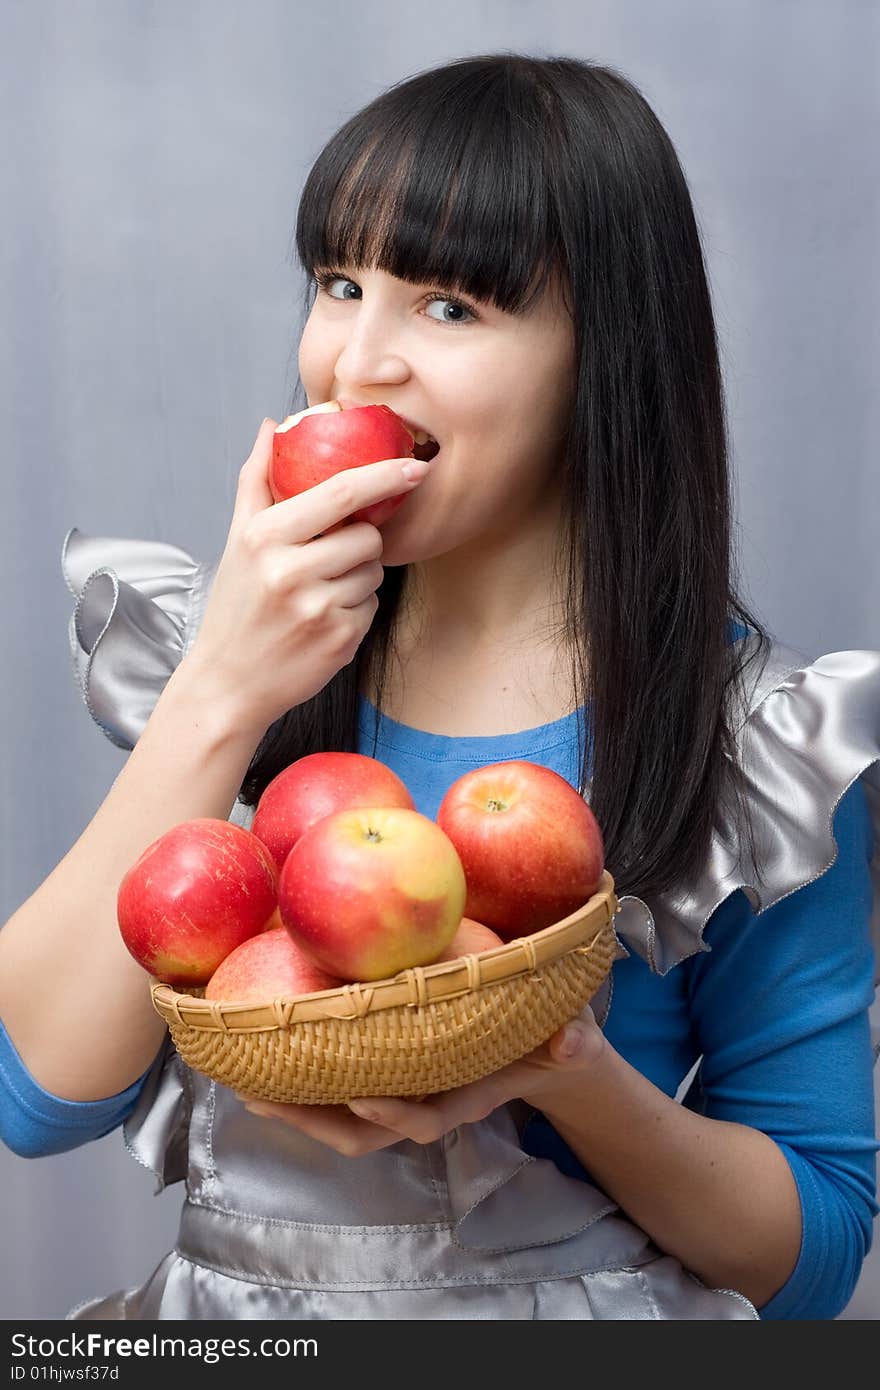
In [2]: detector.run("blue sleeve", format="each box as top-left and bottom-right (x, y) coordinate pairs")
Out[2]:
(0, 1015), (153, 1158)
(683, 777), (879, 1320)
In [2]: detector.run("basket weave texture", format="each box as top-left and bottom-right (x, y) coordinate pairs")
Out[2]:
(150, 871), (620, 1104)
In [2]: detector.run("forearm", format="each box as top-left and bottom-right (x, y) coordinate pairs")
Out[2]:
(536, 1042), (802, 1309)
(0, 655), (263, 1101)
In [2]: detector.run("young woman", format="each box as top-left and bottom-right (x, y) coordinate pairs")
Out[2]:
(1, 52), (878, 1321)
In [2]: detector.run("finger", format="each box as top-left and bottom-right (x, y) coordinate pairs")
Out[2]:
(547, 1006), (604, 1064)
(322, 558), (385, 610)
(347, 1097), (452, 1143)
(242, 1097), (358, 1136)
(232, 417), (279, 524)
(266, 456), (428, 544)
(239, 1098), (406, 1157)
(348, 1081), (501, 1143)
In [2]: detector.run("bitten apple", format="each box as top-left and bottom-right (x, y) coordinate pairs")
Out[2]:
(251, 751), (415, 872)
(278, 807), (466, 981)
(205, 926), (343, 1004)
(271, 401), (435, 527)
(436, 761), (605, 939)
(117, 818), (279, 986)
(436, 917), (505, 961)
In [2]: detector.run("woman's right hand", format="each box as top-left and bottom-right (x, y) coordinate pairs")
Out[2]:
(183, 416), (430, 738)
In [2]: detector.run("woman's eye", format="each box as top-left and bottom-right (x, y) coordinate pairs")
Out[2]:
(313, 272), (477, 326)
(317, 274), (359, 301)
(423, 293), (477, 326)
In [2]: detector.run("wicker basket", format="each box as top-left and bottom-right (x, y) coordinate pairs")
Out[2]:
(149, 870), (620, 1105)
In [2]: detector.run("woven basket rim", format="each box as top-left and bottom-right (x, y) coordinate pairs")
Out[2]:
(150, 870), (618, 1033)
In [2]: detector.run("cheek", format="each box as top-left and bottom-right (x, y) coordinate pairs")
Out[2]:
(378, 443), (527, 564)
(297, 316), (336, 396)
(500, 360), (572, 453)
(440, 341), (562, 463)
(297, 326), (318, 389)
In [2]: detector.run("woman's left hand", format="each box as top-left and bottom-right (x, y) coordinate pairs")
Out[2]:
(233, 1006), (606, 1156)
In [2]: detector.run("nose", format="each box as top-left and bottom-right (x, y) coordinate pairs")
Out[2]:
(332, 295), (410, 394)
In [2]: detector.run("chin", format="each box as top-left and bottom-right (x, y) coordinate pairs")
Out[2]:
(374, 522), (423, 568)
(378, 529), (464, 570)
(374, 478), (474, 567)
(373, 495), (427, 566)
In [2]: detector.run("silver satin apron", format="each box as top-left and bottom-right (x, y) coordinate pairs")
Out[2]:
(65, 1047), (759, 1320)
(59, 528), (880, 1321)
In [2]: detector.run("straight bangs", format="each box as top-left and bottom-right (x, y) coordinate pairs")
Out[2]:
(294, 59), (567, 317)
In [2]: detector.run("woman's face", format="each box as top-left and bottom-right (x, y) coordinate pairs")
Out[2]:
(298, 261), (576, 566)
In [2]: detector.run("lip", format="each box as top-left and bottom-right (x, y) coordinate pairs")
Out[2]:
(334, 396), (437, 445)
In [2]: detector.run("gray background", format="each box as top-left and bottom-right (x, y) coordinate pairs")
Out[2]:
(1, 0), (878, 1320)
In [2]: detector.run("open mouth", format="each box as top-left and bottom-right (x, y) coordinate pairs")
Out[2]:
(411, 436), (440, 464)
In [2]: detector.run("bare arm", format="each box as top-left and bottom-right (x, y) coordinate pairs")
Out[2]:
(0, 658), (262, 1100)
(0, 425), (431, 1105)
(535, 1040), (802, 1309)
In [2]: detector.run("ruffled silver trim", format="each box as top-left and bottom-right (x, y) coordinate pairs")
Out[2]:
(61, 527), (215, 751)
(615, 637), (880, 1013)
(122, 1036), (191, 1195)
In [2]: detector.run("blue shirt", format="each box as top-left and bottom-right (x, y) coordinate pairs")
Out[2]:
(2, 678), (877, 1321)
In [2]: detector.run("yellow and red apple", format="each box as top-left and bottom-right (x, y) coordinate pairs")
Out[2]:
(277, 806), (466, 981)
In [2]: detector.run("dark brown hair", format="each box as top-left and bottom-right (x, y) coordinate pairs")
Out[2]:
(238, 52), (772, 903)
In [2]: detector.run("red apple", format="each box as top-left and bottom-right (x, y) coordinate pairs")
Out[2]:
(117, 818), (279, 987)
(278, 806), (466, 981)
(271, 400), (432, 527)
(205, 925), (343, 1004)
(252, 751), (415, 872)
(435, 917), (505, 962)
(436, 761), (605, 940)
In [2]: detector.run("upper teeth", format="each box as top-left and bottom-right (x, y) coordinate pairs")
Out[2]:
(412, 429), (435, 445)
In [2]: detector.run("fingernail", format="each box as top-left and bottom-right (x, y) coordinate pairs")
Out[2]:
(244, 1102), (273, 1118)
(348, 1101), (382, 1122)
(401, 458), (430, 481)
(559, 1025), (582, 1059)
